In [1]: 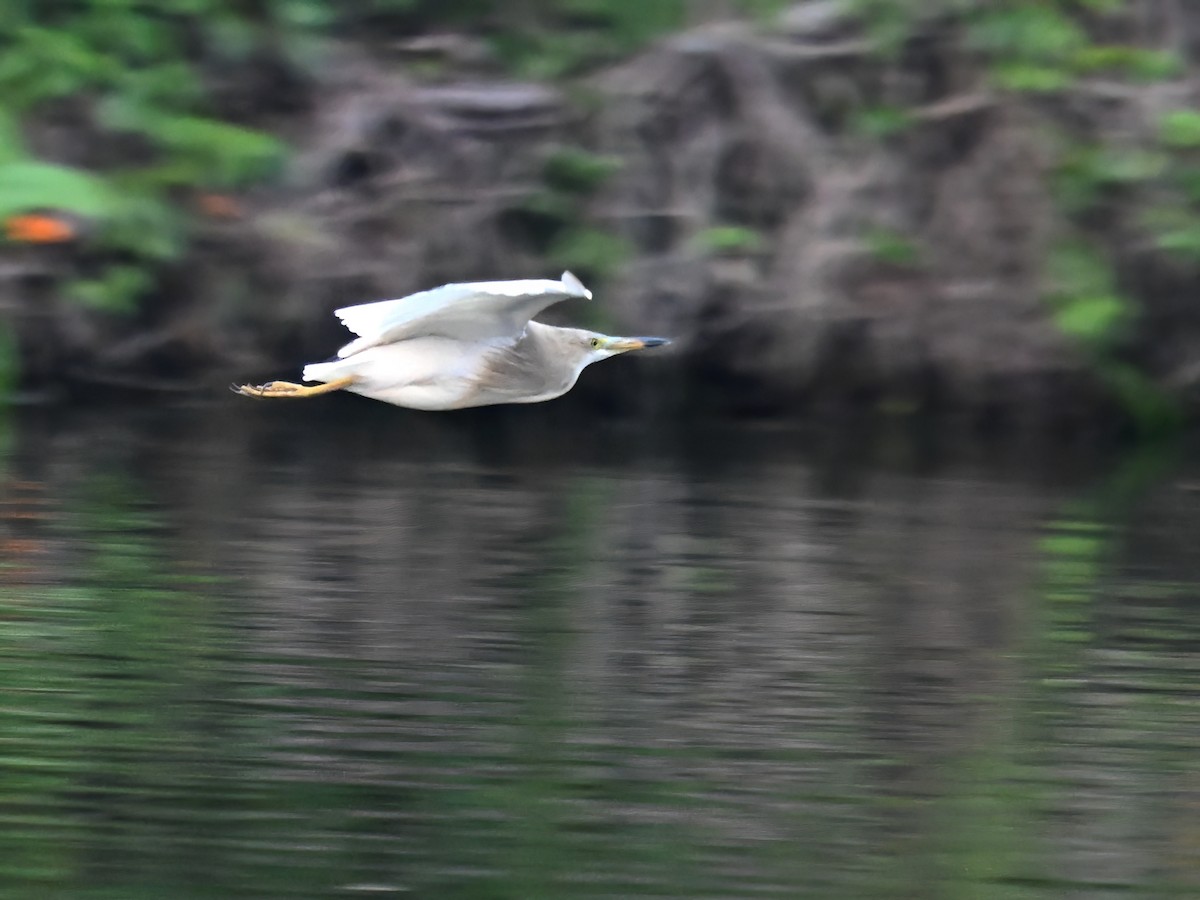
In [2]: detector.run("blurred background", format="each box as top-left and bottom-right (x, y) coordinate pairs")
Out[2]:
(1, 1), (1199, 897)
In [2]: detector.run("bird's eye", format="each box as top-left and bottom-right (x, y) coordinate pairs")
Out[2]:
(590, 338), (601, 349)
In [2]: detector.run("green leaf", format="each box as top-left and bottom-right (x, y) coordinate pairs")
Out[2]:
(693, 226), (764, 255)
(991, 61), (1070, 93)
(149, 115), (285, 186)
(1092, 148), (1165, 183)
(1072, 45), (1182, 80)
(1159, 110), (1200, 149)
(99, 100), (286, 187)
(1053, 294), (1127, 344)
(864, 226), (921, 267)
(543, 148), (622, 195)
(204, 15), (259, 62)
(852, 0), (913, 55)
(0, 110), (28, 165)
(1153, 225), (1200, 260)
(0, 162), (117, 219)
(1046, 242), (1131, 348)
(1141, 203), (1200, 259)
(274, 0), (335, 29)
(971, 5), (1086, 61)
(851, 105), (913, 138)
(8, 26), (108, 103)
(1047, 241), (1115, 298)
(116, 63), (205, 108)
(66, 265), (152, 314)
(1055, 144), (1165, 211)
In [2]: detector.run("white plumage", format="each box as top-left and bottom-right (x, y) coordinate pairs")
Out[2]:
(332, 271), (593, 358)
(233, 271), (667, 410)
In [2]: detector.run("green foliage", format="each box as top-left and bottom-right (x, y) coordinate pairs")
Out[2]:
(492, 0), (689, 77)
(542, 147), (622, 195)
(0, 0), (782, 354)
(856, 1), (1177, 97)
(1054, 144), (1165, 212)
(1100, 361), (1182, 433)
(510, 142), (633, 283)
(102, 181), (188, 261)
(1045, 241), (1130, 350)
(991, 61), (1071, 93)
(864, 226), (921, 267)
(969, 4), (1087, 62)
(66, 266), (155, 316)
(1153, 225), (1200, 259)
(847, 0), (932, 54)
(902, 1), (1186, 425)
(1172, 165), (1200, 203)
(1043, 241), (1179, 431)
(547, 227), (630, 281)
(693, 225), (764, 255)
(0, 112), (25, 165)
(1132, 112), (1200, 266)
(0, 0), (305, 332)
(1072, 45), (1182, 81)
(1046, 241), (1113, 301)
(1054, 293), (1127, 344)
(850, 105), (913, 139)
(436, 0), (787, 77)
(1157, 110), (1200, 149)
(100, 103), (285, 187)
(1134, 106), (1200, 272)
(1141, 204), (1200, 261)
(969, 3), (1087, 94)
(0, 161), (117, 220)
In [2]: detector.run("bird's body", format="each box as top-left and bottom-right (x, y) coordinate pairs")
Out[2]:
(234, 272), (668, 410)
(302, 322), (592, 410)
(301, 335), (490, 410)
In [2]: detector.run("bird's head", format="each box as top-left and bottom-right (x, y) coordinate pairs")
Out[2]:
(574, 331), (671, 366)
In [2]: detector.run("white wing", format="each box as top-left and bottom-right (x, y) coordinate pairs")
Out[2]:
(333, 271), (591, 358)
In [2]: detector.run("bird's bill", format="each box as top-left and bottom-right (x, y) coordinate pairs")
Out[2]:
(603, 336), (671, 352)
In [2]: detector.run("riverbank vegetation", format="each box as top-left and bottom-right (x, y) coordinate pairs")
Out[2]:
(1, 1), (1197, 430)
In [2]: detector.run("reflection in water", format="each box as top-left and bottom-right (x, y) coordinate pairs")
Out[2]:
(0, 401), (1197, 898)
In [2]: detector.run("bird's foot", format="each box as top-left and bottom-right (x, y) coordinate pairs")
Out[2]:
(231, 377), (356, 399)
(231, 380), (305, 398)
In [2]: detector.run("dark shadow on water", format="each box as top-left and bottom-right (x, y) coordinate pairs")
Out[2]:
(0, 398), (1198, 898)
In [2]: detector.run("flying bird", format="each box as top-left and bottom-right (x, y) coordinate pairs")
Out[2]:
(233, 272), (669, 410)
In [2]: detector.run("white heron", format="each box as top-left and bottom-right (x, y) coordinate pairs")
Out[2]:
(233, 271), (669, 410)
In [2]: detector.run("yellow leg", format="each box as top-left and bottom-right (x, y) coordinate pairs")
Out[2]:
(232, 376), (357, 399)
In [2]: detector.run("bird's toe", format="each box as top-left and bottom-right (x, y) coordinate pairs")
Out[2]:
(232, 380), (308, 398)
(232, 381), (272, 397)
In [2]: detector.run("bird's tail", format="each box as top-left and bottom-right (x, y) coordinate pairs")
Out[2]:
(302, 359), (345, 383)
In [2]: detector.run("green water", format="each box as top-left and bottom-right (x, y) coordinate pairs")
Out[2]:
(0, 402), (1197, 898)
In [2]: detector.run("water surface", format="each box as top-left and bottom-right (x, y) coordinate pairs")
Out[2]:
(1, 400), (1198, 898)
